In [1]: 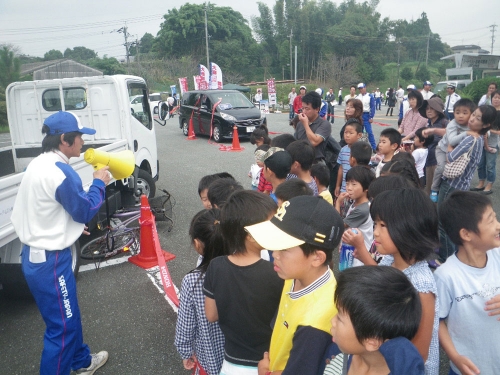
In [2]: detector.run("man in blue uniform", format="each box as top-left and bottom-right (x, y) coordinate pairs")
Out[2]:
(355, 83), (376, 151)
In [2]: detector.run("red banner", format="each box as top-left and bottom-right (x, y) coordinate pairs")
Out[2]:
(178, 77), (188, 95)
(267, 79), (276, 94)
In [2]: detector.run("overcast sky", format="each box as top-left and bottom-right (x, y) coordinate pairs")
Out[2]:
(0, 0), (497, 59)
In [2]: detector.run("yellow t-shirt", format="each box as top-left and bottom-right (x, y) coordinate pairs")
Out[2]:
(269, 268), (337, 371)
(319, 189), (334, 205)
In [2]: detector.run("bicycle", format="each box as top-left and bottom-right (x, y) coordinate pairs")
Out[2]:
(80, 189), (174, 262)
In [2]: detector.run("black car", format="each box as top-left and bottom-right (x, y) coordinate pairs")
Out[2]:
(178, 90), (267, 142)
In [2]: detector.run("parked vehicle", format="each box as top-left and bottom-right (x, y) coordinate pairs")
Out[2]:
(178, 90), (267, 142)
(434, 80), (472, 93)
(0, 75), (163, 297)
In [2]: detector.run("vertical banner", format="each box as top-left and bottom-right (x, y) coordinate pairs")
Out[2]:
(193, 76), (200, 91)
(199, 64), (210, 89)
(170, 85), (177, 96)
(267, 79), (276, 94)
(210, 62), (223, 90)
(178, 77), (188, 95)
(269, 93), (277, 106)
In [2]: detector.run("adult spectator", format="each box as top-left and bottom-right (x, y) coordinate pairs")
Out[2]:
(421, 81), (434, 100)
(444, 83), (461, 120)
(295, 91), (332, 162)
(356, 83), (377, 151)
(254, 89), (263, 103)
(315, 88), (328, 120)
(386, 88), (396, 116)
(338, 87), (343, 105)
(398, 84), (416, 125)
(396, 84), (405, 114)
(339, 98), (364, 146)
(167, 93), (175, 114)
(374, 88), (382, 110)
(343, 85), (357, 103)
(385, 88), (390, 105)
(399, 90), (427, 142)
(287, 87), (297, 120)
(10, 111), (110, 375)
(293, 85), (306, 115)
(325, 88), (336, 124)
(478, 82), (498, 105)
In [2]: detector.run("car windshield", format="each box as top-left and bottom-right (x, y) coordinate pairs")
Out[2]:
(215, 92), (254, 109)
(434, 83), (447, 92)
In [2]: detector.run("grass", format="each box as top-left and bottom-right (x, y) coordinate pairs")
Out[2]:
(0, 126), (9, 134)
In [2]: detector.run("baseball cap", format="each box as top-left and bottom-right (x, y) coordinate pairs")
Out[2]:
(357, 83), (366, 89)
(245, 196), (344, 251)
(300, 85), (307, 90)
(44, 111), (96, 135)
(406, 84), (416, 90)
(259, 146), (283, 163)
(423, 81), (432, 86)
(419, 97), (444, 118)
(315, 88), (323, 96)
(447, 83), (456, 89)
(264, 150), (292, 177)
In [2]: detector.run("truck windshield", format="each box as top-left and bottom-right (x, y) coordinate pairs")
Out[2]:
(128, 83), (152, 129)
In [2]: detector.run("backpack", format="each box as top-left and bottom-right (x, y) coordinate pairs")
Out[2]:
(324, 135), (341, 171)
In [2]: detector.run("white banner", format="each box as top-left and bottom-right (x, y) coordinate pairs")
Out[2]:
(210, 62), (223, 90)
(199, 64), (210, 87)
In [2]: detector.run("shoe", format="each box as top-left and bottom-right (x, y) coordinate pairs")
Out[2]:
(470, 186), (485, 191)
(481, 190), (493, 195)
(430, 191), (438, 203)
(76, 351), (109, 375)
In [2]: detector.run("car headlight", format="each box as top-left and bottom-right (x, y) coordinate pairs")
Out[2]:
(220, 112), (237, 122)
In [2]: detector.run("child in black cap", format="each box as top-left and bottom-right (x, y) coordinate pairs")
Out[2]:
(245, 196), (344, 375)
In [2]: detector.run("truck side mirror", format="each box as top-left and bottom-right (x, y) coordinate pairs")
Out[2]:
(158, 102), (169, 121)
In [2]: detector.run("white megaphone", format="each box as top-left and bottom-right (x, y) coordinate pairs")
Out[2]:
(84, 148), (135, 180)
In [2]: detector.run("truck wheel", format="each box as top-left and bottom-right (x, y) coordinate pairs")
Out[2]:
(0, 241), (81, 299)
(136, 169), (156, 199)
(182, 119), (189, 136)
(213, 124), (222, 143)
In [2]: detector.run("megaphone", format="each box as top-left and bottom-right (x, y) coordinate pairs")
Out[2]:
(84, 148), (135, 180)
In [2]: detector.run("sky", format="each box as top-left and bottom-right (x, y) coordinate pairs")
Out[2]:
(0, 0), (498, 60)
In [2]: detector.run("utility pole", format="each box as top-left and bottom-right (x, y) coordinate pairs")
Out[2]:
(289, 29), (293, 80)
(117, 24), (131, 66)
(205, 3), (210, 68)
(294, 46), (297, 85)
(396, 38), (401, 88)
(426, 32), (430, 66)
(490, 24), (497, 54)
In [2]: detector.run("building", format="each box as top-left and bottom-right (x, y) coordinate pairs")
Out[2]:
(20, 59), (103, 80)
(441, 45), (500, 80)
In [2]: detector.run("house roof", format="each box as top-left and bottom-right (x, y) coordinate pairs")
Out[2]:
(20, 59), (102, 76)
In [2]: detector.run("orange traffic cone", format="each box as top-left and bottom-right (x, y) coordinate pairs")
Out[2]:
(229, 125), (244, 152)
(128, 195), (176, 269)
(187, 117), (196, 140)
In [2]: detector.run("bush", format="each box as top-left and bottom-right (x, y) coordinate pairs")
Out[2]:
(401, 66), (413, 80)
(461, 77), (500, 103)
(415, 65), (431, 83)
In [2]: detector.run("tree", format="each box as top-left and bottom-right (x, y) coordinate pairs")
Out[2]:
(140, 33), (155, 54)
(415, 65), (430, 82)
(401, 66), (413, 80)
(86, 56), (126, 75)
(0, 46), (21, 89)
(44, 49), (63, 61)
(64, 46), (97, 61)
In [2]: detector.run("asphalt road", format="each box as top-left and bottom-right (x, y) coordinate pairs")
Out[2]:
(0, 107), (498, 374)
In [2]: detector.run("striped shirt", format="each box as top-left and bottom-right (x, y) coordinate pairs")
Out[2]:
(444, 135), (483, 191)
(337, 145), (351, 192)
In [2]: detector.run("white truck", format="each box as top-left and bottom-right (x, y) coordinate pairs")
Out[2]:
(0, 75), (166, 297)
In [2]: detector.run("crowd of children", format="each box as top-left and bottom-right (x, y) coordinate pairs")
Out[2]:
(173, 93), (500, 375)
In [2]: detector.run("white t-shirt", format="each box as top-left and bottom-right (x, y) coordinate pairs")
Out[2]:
(344, 201), (373, 267)
(412, 148), (428, 178)
(434, 248), (500, 375)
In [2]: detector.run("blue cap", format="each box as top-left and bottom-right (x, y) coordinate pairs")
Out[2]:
(357, 83), (366, 89)
(44, 111), (96, 135)
(423, 81), (432, 86)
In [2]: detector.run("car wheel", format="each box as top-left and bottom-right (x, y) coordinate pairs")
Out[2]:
(135, 169), (156, 201)
(182, 119), (189, 136)
(213, 124), (222, 143)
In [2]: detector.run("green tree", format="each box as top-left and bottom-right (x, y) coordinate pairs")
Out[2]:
(44, 49), (63, 61)
(0, 46), (21, 88)
(415, 65), (430, 82)
(401, 66), (413, 80)
(140, 33), (155, 54)
(86, 56), (126, 75)
(64, 46), (97, 61)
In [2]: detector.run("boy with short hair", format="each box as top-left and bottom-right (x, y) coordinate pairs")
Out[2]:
(198, 172), (235, 209)
(245, 196), (345, 375)
(274, 179), (313, 207)
(430, 99), (476, 202)
(349, 141), (372, 168)
(285, 140), (318, 195)
(310, 164), (333, 204)
(435, 191), (500, 375)
(207, 178), (243, 209)
(326, 266), (425, 375)
(262, 147), (293, 204)
(375, 128), (401, 177)
(335, 119), (363, 196)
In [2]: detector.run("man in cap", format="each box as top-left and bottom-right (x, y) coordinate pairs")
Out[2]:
(246, 195), (344, 375)
(356, 83), (377, 151)
(444, 83), (461, 120)
(11, 111), (111, 375)
(293, 85), (307, 116)
(421, 81), (434, 100)
(398, 84), (416, 125)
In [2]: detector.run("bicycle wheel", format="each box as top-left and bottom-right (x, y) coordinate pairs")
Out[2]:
(80, 229), (139, 260)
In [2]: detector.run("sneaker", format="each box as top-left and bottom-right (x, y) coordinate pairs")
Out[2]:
(76, 351), (109, 375)
(430, 191), (438, 203)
